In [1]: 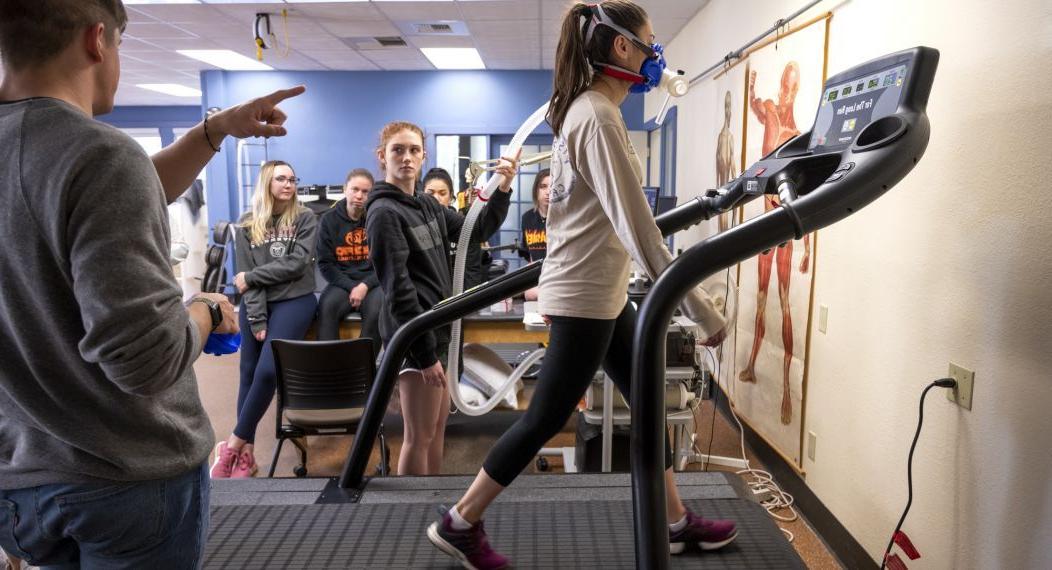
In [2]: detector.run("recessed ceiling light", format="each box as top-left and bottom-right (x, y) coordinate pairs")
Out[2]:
(177, 50), (273, 71)
(421, 47), (485, 70)
(136, 84), (203, 97)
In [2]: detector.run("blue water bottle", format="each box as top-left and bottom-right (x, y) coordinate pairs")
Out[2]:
(204, 332), (241, 356)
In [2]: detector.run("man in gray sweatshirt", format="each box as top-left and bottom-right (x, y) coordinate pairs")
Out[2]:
(0, 1), (304, 567)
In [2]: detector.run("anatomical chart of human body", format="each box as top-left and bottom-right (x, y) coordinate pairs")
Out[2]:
(732, 21), (827, 465)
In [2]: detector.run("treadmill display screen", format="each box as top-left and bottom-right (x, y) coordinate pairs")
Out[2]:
(808, 62), (909, 152)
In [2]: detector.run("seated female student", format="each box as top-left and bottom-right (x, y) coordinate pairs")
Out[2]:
(211, 160), (318, 479)
(315, 168), (384, 357)
(367, 123), (517, 476)
(517, 167), (550, 301)
(423, 167), (511, 290)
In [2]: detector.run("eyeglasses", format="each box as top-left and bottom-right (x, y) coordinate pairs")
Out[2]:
(274, 175), (299, 185)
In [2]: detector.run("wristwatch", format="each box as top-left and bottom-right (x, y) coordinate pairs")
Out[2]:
(191, 297), (223, 332)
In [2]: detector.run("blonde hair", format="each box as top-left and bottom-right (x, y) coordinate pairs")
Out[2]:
(242, 160), (299, 245)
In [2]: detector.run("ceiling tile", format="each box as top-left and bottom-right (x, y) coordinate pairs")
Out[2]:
(374, 2), (463, 22)
(134, 37), (223, 52)
(125, 22), (197, 40)
(286, 35), (349, 50)
(455, 0), (538, 22)
(127, 5), (232, 25)
(465, 20), (537, 39)
(320, 20), (401, 37)
(120, 38), (169, 53)
(293, 3), (387, 21)
(636, 0), (709, 20)
(302, 49), (380, 71)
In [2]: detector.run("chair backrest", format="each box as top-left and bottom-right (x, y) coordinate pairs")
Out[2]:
(271, 339), (375, 411)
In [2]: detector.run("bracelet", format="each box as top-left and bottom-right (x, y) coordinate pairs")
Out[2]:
(203, 115), (221, 153)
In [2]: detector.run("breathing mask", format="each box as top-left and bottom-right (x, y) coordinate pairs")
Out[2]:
(585, 4), (688, 97)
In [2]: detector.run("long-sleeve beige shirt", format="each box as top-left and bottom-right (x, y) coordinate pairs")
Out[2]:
(539, 90), (726, 338)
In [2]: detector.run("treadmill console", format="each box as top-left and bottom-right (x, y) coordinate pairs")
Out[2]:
(809, 59), (913, 152)
(738, 47), (938, 201)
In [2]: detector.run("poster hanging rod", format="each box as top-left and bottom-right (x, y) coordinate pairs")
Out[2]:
(687, 0), (825, 87)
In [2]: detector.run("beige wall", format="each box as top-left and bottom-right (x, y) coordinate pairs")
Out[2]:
(650, 0), (1052, 567)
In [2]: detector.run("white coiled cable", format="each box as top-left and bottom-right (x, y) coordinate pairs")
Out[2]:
(444, 102), (550, 415)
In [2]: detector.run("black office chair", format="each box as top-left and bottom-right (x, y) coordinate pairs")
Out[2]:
(269, 338), (389, 477)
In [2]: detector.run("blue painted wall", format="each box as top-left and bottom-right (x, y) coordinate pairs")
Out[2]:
(200, 69), (646, 227)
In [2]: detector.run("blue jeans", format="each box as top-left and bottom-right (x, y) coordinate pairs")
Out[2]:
(0, 463), (209, 569)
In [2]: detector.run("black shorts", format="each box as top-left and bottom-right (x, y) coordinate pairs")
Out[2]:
(401, 326), (451, 371)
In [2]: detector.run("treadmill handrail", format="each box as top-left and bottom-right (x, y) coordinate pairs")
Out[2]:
(630, 46), (938, 569)
(630, 207), (798, 569)
(337, 185), (748, 489)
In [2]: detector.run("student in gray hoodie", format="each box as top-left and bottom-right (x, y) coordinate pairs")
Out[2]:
(212, 160), (318, 479)
(0, 0), (303, 566)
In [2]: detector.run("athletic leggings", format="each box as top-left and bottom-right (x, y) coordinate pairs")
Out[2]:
(483, 301), (674, 487)
(235, 293), (318, 443)
(315, 285), (384, 358)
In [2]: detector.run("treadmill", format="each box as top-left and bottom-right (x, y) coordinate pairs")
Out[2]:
(207, 47), (938, 569)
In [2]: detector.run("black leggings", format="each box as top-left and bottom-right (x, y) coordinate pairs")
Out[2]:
(315, 285), (384, 358)
(482, 301), (674, 487)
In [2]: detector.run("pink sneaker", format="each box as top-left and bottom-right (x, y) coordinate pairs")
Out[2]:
(231, 448), (258, 479)
(210, 442), (238, 479)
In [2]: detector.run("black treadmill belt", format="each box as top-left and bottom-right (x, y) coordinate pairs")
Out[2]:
(204, 498), (803, 569)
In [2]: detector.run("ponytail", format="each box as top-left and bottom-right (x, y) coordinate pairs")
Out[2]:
(546, 1), (649, 136)
(547, 3), (594, 136)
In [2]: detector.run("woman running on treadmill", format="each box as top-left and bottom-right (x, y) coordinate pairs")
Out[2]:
(366, 123), (518, 476)
(427, 3), (738, 568)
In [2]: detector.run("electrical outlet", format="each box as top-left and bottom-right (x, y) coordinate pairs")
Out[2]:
(818, 305), (829, 334)
(946, 363), (975, 410)
(807, 431), (817, 461)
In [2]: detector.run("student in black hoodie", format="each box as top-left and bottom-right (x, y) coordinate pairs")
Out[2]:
(423, 167), (509, 289)
(518, 167), (551, 301)
(366, 121), (517, 476)
(315, 168), (383, 355)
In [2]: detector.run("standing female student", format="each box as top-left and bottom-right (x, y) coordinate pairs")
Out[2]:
(427, 2), (737, 568)
(211, 160), (318, 479)
(423, 166), (510, 289)
(366, 123), (517, 476)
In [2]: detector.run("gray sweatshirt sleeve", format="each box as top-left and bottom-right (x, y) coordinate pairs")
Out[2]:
(68, 141), (205, 396)
(580, 122), (727, 337)
(235, 227), (269, 333)
(244, 210), (318, 288)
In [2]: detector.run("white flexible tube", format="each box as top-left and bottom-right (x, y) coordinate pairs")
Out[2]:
(445, 101), (550, 415)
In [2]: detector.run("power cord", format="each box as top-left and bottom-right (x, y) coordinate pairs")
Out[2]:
(697, 341), (798, 542)
(879, 378), (957, 569)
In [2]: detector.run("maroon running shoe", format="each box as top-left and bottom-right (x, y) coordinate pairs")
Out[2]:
(669, 510), (739, 554)
(427, 510), (509, 570)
